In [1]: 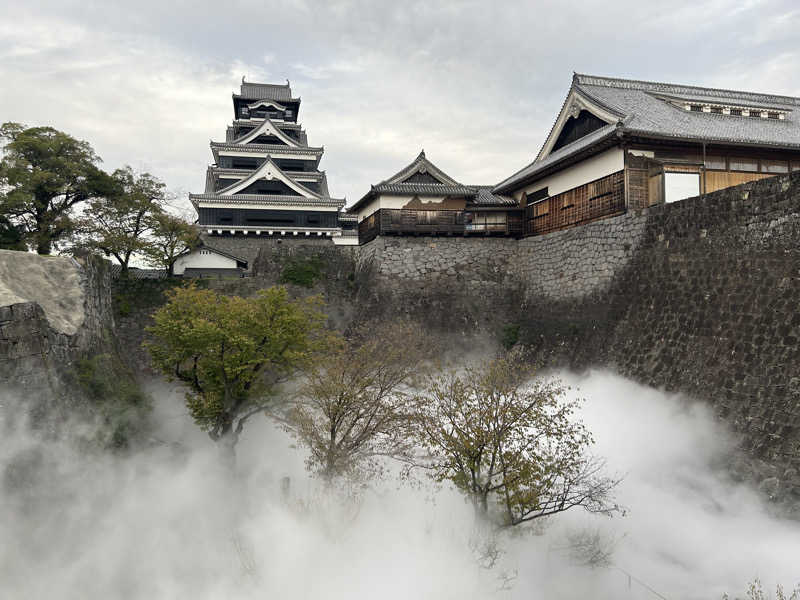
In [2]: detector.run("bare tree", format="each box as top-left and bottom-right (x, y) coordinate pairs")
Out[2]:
(282, 321), (432, 483)
(412, 356), (620, 528)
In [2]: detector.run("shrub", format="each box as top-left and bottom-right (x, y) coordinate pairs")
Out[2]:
(74, 353), (151, 449)
(500, 323), (520, 350)
(279, 255), (325, 287)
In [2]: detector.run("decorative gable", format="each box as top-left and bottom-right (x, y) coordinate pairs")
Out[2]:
(403, 171), (446, 184)
(384, 150), (462, 186)
(537, 88), (621, 160)
(217, 157), (320, 198)
(552, 110), (609, 152)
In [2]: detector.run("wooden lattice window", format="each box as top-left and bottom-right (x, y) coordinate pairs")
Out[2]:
(533, 202), (549, 218)
(729, 158), (759, 172)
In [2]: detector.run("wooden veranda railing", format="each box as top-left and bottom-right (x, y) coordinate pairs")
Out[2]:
(358, 209), (523, 244)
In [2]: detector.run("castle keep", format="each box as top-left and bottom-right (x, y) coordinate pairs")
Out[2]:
(189, 79), (356, 244)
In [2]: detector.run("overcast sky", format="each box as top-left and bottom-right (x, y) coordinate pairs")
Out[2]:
(2, 0), (799, 209)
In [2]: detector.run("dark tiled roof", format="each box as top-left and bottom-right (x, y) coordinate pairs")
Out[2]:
(349, 150), (468, 211)
(204, 166), (326, 193)
(199, 244), (248, 265)
(232, 119), (302, 129)
(208, 167), (325, 181)
(575, 74), (800, 149)
(210, 142), (322, 154)
(575, 74), (800, 108)
(494, 123), (620, 193)
(380, 150), (462, 187)
(495, 73), (800, 193)
(372, 182), (475, 195)
(190, 193), (345, 209)
(237, 81), (298, 102)
(470, 186), (518, 206)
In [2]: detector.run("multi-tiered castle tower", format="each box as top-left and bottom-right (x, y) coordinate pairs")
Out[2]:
(190, 79), (356, 244)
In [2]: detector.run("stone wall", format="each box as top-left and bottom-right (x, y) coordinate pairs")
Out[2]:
(349, 173), (800, 497)
(106, 172), (800, 496)
(516, 172), (800, 499)
(200, 233), (335, 273)
(0, 251), (115, 405)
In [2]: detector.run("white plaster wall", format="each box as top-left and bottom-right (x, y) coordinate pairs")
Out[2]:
(173, 250), (237, 275)
(514, 147), (625, 201)
(197, 202), (339, 212)
(218, 149), (315, 161)
(356, 195), (448, 221)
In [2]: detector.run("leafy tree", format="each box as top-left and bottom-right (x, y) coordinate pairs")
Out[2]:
(0, 215), (26, 250)
(282, 322), (431, 483)
(78, 166), (166, 275)
(413, 356), (619, 527)
(145, 285), (327, 456)
(144, 212), (199, 276)
(0, 122), (116, 254)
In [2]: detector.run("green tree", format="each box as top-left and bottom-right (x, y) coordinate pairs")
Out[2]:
(282, 322), (431, 483)
(0, 122), (115, 254)
(0, 215), (26, 250)
(78, 166), (166, 275)
(144, 212), (199, 276)
(413, 357), (620, 527)
(145, 285), (327, 456)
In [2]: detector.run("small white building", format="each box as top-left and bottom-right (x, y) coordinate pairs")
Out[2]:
(173, 245), (248, 277)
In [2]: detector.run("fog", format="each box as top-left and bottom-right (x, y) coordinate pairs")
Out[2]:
(1, 370), (798, 599)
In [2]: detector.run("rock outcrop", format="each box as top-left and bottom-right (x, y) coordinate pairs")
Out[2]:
(0, 250), (114, 405)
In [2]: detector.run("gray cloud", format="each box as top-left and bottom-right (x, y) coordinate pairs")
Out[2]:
(2, 1), (799, 207)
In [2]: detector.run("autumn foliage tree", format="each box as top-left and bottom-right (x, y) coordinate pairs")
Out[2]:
(413, 356), (620, 527)
(282, 322), (431, 483)
(146, 285), (327, 455)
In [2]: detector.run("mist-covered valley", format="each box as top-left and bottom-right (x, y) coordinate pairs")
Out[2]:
(2, 369), (798, 600)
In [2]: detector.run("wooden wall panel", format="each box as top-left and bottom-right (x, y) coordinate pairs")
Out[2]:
(525, 171), (625, 236)
(704, 171), (770, 194)
(648, 173), (663, 206)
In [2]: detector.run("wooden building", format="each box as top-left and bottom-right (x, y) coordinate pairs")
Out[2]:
(189, 79), (357, 245)
(494, 74), (800, 236)
(350, 151), (522, 244)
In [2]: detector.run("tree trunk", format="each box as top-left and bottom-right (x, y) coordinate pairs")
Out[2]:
(212, 417), (238, 471)
(36, 238), (52, 255)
